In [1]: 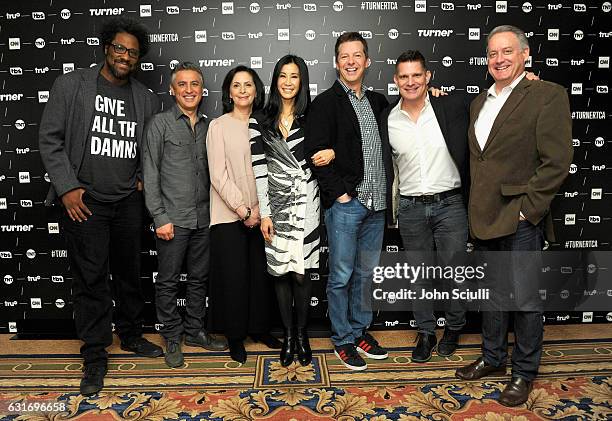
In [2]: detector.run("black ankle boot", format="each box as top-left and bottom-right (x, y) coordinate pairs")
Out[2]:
(280, 327), (296, 367)
(296, 327), (312, 366)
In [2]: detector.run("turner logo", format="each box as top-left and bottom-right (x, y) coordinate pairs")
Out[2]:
(32, 11), (45, 20)
(141, 62), (154, 71)
(250, 57), (262, 69)
(1, 224), (33, 232)
(194, 31), (207, 43)
(10, 67), (23, 76)
(38, 91), (49, 103)
(89, 8), (124, 16)
(496, 1), (507, 12)
(418, 29), (453, 37)
(222, 32), (235, 40)
(140, 5), (151, 17)
(166, 6), (179, 14)
(278, 29), (290, 41)
(30, 298), (42, 309)
(8, 38), (20, 50)
(0, 93), (23, 102)
(86, 37), (100, 46)
(222, 2), (234, 14)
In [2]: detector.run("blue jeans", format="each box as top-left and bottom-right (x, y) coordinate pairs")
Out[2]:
(324, 199), (385, 346)
(397, 193), (468, 335)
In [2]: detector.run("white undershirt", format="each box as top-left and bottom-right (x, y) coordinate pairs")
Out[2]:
(388, 94), (461, 196)
(474, 72), (526, 151)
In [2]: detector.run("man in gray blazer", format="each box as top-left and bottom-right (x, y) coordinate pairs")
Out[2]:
(455, 25), (573, 406)
(39, 17), (162, 396)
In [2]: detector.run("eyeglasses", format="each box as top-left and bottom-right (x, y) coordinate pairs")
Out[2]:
(108, 43), (140, 59)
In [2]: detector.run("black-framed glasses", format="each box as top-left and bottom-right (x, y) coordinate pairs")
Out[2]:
(109, 43), (140, 59)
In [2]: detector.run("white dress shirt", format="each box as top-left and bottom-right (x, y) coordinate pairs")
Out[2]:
(474, 72), (527, 151)
(388, 94), (461, 196)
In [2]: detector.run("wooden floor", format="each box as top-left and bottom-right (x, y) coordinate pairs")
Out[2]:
(1, 323), (610, 356)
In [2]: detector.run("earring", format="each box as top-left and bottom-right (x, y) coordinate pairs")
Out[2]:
(229, 97), (233, 103)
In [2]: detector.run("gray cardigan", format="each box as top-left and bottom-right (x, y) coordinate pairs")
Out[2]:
(39, 63), (161, 205)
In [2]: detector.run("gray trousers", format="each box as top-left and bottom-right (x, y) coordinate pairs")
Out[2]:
(155, 225), (209, 340)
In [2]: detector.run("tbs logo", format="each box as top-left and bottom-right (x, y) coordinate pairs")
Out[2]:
(86, 37), (100, 46)
(141, 63), (154, 71)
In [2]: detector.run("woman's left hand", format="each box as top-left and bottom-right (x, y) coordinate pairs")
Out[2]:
(312, 149), (335, 167)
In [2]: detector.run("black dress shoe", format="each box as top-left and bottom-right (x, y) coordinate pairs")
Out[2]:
(411, 332), (437, 363)
(280, 327), (296, 367)
(228, 339), (247, 364)
(185, 330), (229, 351)
(455, 356), (507, 380)
(498, 376), (533, 407)
(80, 364), (107, 396)
(120, 337), (163, 358)
(437, 328), (461, 357)
(250, 333), (282, 349)
(295, 327), (312, 366)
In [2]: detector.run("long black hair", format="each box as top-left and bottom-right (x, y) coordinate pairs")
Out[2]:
(221, 65), (265, 114)
(261, 55), (311, 134)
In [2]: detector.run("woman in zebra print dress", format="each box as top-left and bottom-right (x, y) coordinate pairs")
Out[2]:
(250, 55), (334, 367)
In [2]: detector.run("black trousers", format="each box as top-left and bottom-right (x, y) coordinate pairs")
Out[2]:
(476, 221), (545, 381)
(155, 225), (209, 340)
(62, 191), (145, 366)
(209, 221), (273, 340)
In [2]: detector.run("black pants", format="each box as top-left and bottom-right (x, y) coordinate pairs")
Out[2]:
(155, 226), (209, 340)
(62, 191), (145, 366)
(476, 221), (545, 381)
(209, 221), (273, 340)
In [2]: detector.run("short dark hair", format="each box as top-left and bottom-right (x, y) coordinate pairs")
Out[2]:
(221, 66), (265, 114)
(170, 62), (204, 85)
(261, 54), (311, 133)
(334, 31), (368, 60)
(100, 17), (151, 58)
(395, 50), (428, 72)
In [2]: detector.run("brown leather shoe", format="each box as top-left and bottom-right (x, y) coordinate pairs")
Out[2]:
(498, 376), (532, 407)
(455, 357), (506, 380)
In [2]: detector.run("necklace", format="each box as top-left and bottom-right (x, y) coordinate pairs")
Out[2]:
(280, 114), (292, 129)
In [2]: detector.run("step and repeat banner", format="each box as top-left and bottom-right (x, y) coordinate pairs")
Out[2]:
(0, 1), (610, 335)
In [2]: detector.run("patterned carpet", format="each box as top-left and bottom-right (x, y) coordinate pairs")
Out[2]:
(0, 339), (610, 420)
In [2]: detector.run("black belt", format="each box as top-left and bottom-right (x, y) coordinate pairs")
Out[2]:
(400, 188), (461, 204)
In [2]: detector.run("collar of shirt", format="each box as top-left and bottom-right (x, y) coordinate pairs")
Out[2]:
(338, 78), (369, 100)
(172, 103), (206, 122)
(486, 71), (527, 98)
(395, 92), (431, 122)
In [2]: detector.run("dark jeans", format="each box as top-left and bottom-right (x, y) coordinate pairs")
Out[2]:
(397, 193), (468, 335)
(62, 191), (145, 367)
(476, 220), (545, 381)
(209, 221), (273, 340)
(155, 225), (209, 340)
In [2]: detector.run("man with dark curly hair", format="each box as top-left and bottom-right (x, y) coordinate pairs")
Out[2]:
(39, 17), (163, 396)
